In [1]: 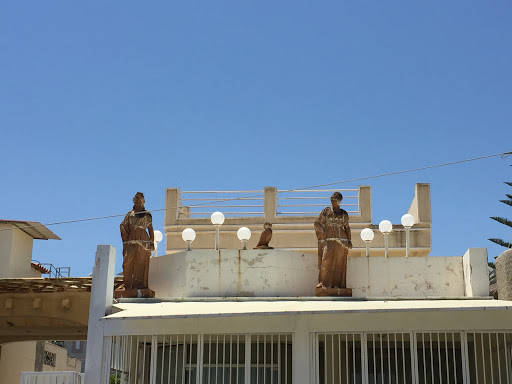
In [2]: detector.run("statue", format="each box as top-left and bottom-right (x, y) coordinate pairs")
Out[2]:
(119, 192), (155, 297)
(254, 222), (274, 249)
(314, 192), (352, 296)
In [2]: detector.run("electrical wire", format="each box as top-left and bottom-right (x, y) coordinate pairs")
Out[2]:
(1, 150), (510, 233)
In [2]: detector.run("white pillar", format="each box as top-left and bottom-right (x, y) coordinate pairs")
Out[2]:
(84, 245), (116, 384)
(462, 248), (489, 297)
(293, 317), (311, 383)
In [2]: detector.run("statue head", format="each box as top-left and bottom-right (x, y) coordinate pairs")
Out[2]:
(264, 222), (272, 229)
(133, 192), (145, 209)
(330, 192), (343, 205)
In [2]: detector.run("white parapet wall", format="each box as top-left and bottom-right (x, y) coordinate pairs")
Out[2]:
(148, 249), (489, 298)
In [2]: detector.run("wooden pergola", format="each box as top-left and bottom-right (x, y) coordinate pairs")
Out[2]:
(0, 277), (123, 344)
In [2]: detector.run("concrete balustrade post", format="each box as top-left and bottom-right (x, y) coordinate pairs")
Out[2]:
(264, 186), (277, 222)
(165, 188), (180, 226)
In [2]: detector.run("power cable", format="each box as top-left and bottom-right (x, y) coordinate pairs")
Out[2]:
(1, 150), (510, 233)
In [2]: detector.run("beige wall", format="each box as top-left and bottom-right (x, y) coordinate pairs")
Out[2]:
(0, 341), (81, 384)
(0, 341), (37, 384)
(0, 224), (34, 278)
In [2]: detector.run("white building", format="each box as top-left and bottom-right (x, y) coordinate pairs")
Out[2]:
(84, 184), (512, 384)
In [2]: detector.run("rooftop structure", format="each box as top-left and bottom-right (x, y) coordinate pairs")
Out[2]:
(80, 182), (512, 384)
(0, 220), (60, 279)
(164, 184), (432, 257)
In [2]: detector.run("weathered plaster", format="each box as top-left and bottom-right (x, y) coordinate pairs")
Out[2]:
(149, 249), (486, 298)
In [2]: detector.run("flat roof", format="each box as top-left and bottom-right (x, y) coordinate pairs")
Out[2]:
(0, 220), (61, 240)
(106, 299), (512, 320)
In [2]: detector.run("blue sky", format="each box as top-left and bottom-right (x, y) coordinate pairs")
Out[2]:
(1, 2), (511, 277)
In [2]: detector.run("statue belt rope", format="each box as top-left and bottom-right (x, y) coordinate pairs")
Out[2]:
(123, 240), (154, 246)
(321, 237), (351, 249)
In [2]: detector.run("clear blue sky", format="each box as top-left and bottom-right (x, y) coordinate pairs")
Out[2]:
(1, 2), (511, 277)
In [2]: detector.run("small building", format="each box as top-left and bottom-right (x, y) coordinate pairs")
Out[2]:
(0, 220), (84, 384)
(84, 184), (512, 384)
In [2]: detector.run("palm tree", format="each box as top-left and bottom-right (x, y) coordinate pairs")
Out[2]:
(489, 181), (512, 249)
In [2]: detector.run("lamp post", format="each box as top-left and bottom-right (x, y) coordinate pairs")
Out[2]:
(237, 227), (251, 250)
(153, 230), (163, 257)
(379, 220), (393, 257)
(210, 211), (225, 250)
(360, 228), (375, 257)
(401, 213), (415, 258)
(181, 228), (196, 251)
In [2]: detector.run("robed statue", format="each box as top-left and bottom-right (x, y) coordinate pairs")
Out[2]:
(120, 192), (155, 291)
(314, 192), (352, 296)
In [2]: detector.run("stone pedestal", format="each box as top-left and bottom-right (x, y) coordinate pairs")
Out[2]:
(496, 249), (512, 301)
(114, 288), (155, 299)
(315, 287), (352, 297)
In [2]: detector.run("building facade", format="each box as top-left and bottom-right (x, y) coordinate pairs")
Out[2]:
(83, 184), (512, 384)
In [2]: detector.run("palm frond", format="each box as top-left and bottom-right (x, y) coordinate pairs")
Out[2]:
(488, 238), (512, 248)
(490, 216), (512, 227)
(505, 181), (512, 187)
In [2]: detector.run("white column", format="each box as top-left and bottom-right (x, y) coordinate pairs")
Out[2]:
(293, 317), (311, 383)
(84, 245), (116, 384)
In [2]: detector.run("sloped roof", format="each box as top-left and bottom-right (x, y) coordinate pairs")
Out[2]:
(0, 220), (61, 240)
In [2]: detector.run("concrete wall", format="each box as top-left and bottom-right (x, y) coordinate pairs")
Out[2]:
(43, 342), (82, 373)
(0, 341), (81, 384)
(0, 224), (34, 278)
(149, 249), (488, 298)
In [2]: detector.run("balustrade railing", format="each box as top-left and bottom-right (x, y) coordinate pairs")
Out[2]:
(177, 188), (359, 218)
(276, 188), (359, 216)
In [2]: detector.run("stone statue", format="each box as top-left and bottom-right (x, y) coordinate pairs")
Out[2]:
(120, 192), (155, 294)
(254, 222), (274, 249)
(314, 192), (352, 296)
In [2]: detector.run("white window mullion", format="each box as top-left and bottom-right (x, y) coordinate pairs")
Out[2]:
(197, 334), (204, 384)
(245, 335), (251, 384)
(361, 332), (369, 384)
(102, 336), (113, 384)
(411, 332), (419, 384)
(461, 331), (470, 384)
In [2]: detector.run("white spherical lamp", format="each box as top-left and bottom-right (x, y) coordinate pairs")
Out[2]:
(237, 227), (251, 241)
(401, 214), (414, 228)
(151, 230), (164, 257)
(154, 230), (163, 243)
(210, 211), (225, 226)
(379, 220), (393, 234)
(182, 228), (196, 242)
(379, 219), (392, 258)
(237, 227), (251, 250)
(181, 228), (196, 250)
(360, 228), (375, 242)
(360, 228), (374, 257)
(401, 214), (414, 258)
(211, 211), (225, 250)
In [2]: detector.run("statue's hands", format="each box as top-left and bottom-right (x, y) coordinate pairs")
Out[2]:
(348, 240), (353, 249)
